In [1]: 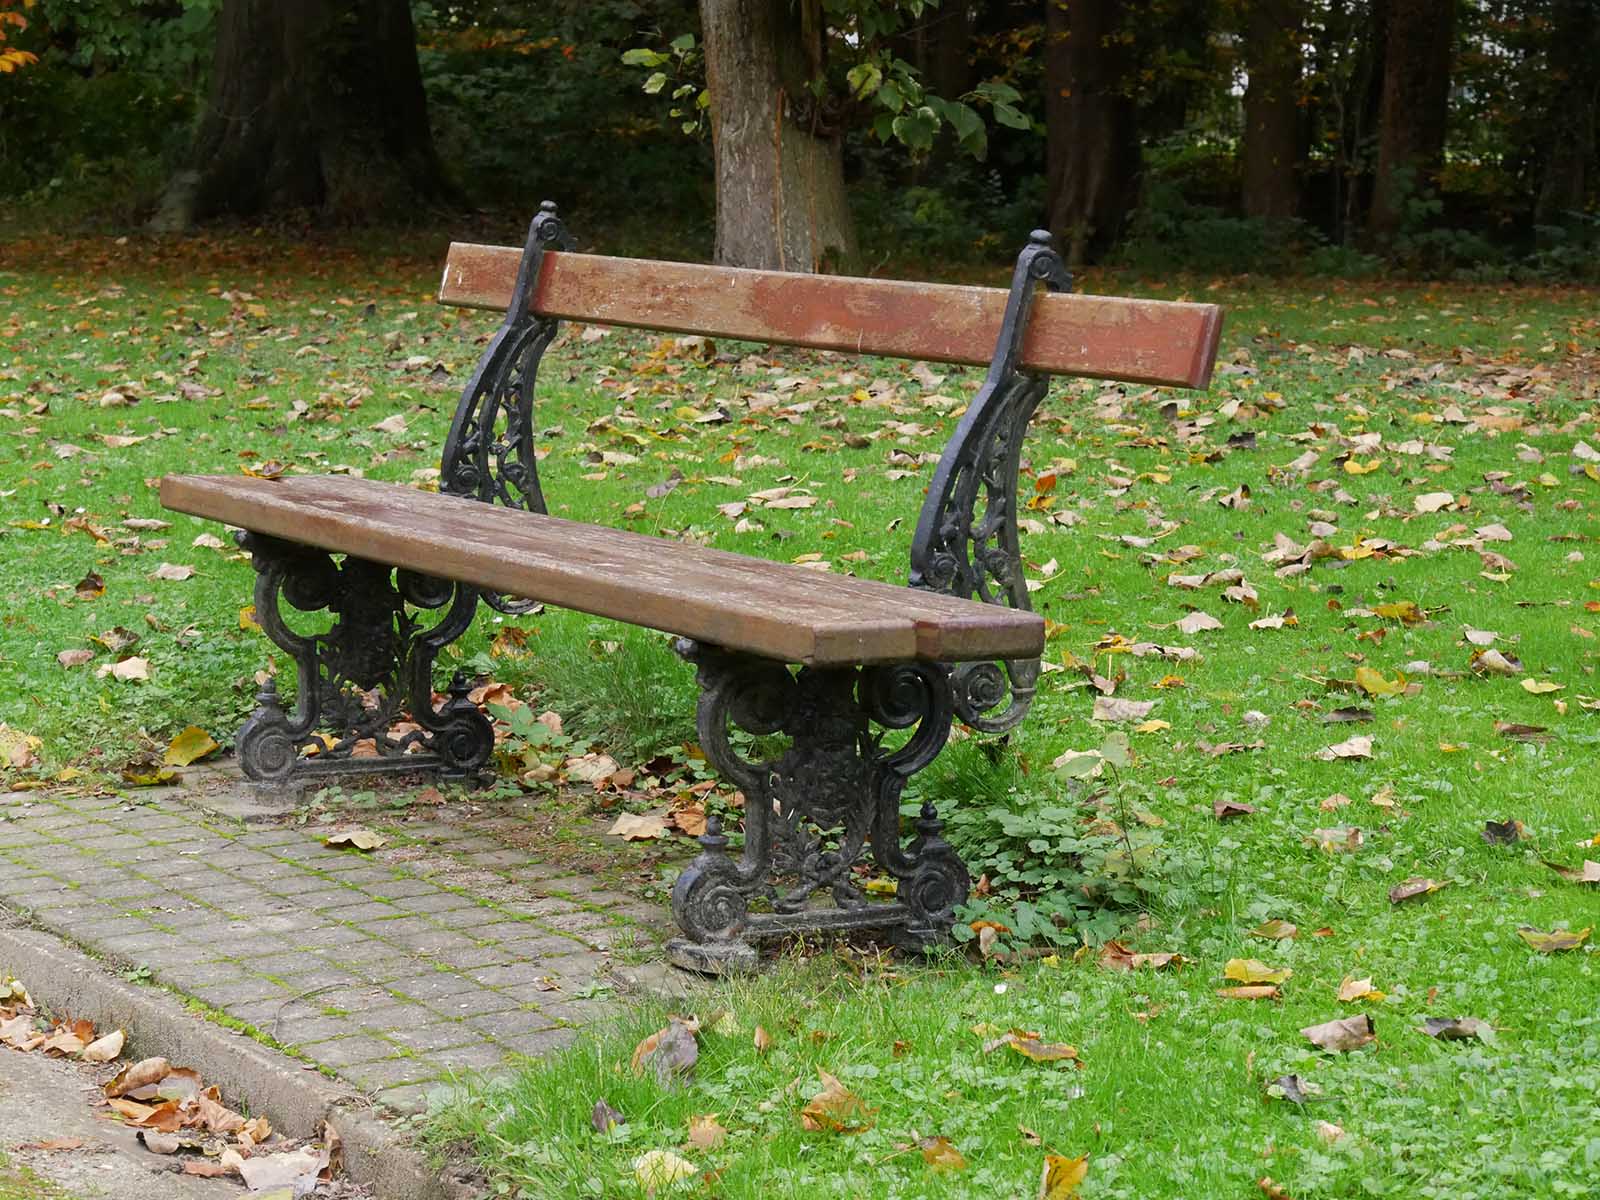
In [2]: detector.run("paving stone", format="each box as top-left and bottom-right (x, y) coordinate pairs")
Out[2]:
(429, 1041), (519, 1074)
(426, 904), (516, 930)
(461, 1008), (560, 1042)
(341, 1056), (442, 1093)
(382, 1021), (484, 1055)
(383, 971), (486, 1005)
(470, 961), (585, 991)
(296, 1034), (402, 1069)
(485, 1027), (579, 1058)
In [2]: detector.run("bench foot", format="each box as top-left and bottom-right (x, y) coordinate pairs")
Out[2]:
(663, 937), (760, 976)
(667, 642), (970, 967)
(234, 533), (493, 785)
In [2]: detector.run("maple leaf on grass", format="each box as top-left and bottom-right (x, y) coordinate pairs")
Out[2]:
(799, 1069), (874, 1133)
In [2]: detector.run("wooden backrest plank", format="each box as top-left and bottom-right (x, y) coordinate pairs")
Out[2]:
(439, 243), (1222, 389)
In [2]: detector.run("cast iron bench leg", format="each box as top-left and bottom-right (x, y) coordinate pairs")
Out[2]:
(233, 531), (493, 784)
(665, 640), (971, 973)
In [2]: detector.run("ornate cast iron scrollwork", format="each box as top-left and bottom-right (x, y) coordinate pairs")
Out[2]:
(440, 201), (574, 616)
(234, 532), (493, 785)
(666, 640), (968, 973)
(909, 230), (1072, 733)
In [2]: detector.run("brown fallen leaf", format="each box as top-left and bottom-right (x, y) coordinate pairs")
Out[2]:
(1301, 1014), (1376, 1052)
(631, 1017), (699, 1084)
(1315, 735), (1373, 761)
(919, 1135), (968, 1172)
(1213, 798), (1255, 820)
(983, 1029), (1083, 1066)
(1482, 818), (1527, 845)
(753, 1025), (772, 1055)
(1517, 925), (1591, 953)
(1541, 859), (1600, 885)
(800, 1070), (874, 1133)
(592, 1098), (624, 1133)
(685, 1113), (727, 1151)
(18, 1138), (85, 1152)
(1336, 975), (1384, 1003)
(1249, 918), (1299, 940)
(1388, 877), (1447, 904)
(1421, 1016), (1496, 1043)
(106, 1056), (171, 1098)
(81, 1028), (125, 1062)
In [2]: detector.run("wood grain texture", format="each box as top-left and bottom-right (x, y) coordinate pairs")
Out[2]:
(438, 243), (1222, 389)
(160, 475), (1044, 667)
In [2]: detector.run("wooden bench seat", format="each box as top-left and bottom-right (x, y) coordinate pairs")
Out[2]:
(159, 474), (1044, 668)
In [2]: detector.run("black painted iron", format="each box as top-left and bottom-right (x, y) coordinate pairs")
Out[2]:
(233, 532), (493, 783)
(909, 230), (1071, 733)
(233, 205), (578, 785)
(666, 640), (969, 973)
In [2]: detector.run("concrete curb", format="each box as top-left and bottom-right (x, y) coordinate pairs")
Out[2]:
(0, 915), (477, 1200)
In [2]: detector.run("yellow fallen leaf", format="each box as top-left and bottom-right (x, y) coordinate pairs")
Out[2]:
(1354, 666), (1407, 697)
(325, 829), (386, 851)
(1343, 457), (1382, 475)
(163, 726), (219, 767)
(1224, 958), (1292, 985)
(1521, 679), (1565, 694)
(633, 1149), (696, 1191)
(1039, 1153), (1089, 1199)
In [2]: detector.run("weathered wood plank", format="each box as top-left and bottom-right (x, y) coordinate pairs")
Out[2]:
(160, 475), (1044, 667)
(438, 243), (1222, 389)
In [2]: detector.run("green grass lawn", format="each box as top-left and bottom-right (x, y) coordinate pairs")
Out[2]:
(3, 231), (1599, 1197)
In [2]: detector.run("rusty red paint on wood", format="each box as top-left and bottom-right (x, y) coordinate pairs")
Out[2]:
(438, 243), (1222, 389)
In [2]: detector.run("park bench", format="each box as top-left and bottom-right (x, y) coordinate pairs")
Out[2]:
(160, 203), (1222, 970)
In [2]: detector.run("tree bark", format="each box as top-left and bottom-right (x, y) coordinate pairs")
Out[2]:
(1241, 0), (1303, 220)
(1533, 0), (1599, 226)
(1044, 0), (1140, 265)
(1367, 0), (1454, 239)
(154, 0), (451, 228)
(701, 0), (855, 272)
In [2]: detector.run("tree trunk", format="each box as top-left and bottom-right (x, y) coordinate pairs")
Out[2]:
(1534, 0), (1599, 226)
(1044, 0), (1140, 265)
(154, 0), (451, 228)
(1241, 0), (1303, 220)
(701, 0), (856, 272)
(1367, 0), (1454, 239)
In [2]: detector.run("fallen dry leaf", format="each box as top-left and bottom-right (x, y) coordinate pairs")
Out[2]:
(1336, 975), (1384, 1003)
(1315, 735), (1373, 761)
(633, 1149), (697, 1191)
(81, 1028), (125, 1062)
(325, 828), (386, 851)
(799, 1070), (874, 1133)
(632, 1017), (699, 1085)
(1388, 877), (1447, 904)
(163, 725), (219, 767)
(685, 1113), (727, 1151)
(919, 1135), (968, 1172)
(1218, 984), (1282, 1000)
(1038, 1152), (1089, 1199)
(609, 811), (670, 841)
(1249, 919), (1299, 940)
(1421, 1016), (1495, 1043)
(592, 1098), (625, 1133)
(1517, 925), (1591, 953)
(1301, 1013), (1376, 1052)
(983, 1029), (1083, 1066)
(1541, 859), (1600, 885)
(1224, 958), (1291, 985)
